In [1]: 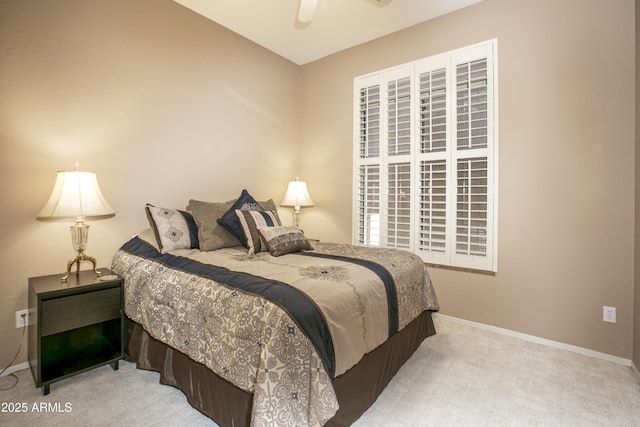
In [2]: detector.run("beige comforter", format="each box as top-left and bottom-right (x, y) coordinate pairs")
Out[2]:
(111, 231), (438, 426)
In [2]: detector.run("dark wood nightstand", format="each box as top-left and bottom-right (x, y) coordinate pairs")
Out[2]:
(28, 268), (123, 395)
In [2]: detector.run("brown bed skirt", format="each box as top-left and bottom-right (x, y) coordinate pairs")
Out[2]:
(125, 311), (436, 426)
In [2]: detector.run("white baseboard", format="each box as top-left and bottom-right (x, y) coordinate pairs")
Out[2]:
(0, 361), (29, 377)
(435, 313), (632, 367)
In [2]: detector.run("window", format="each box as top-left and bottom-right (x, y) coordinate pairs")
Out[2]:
(353, 40), (498, 272)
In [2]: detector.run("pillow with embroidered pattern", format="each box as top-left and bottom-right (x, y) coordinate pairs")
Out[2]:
(145, 204), (199, 253)
(257, 225), (313, 257)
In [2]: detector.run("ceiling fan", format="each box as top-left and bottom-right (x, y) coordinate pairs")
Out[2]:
(297, 0), (392, 23)
(297, 0), (317, 23)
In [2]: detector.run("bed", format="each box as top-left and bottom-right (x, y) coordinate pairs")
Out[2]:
(111, 191), (439, 426)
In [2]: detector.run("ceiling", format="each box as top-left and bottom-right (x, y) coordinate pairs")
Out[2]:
(173, 0), (482, 65)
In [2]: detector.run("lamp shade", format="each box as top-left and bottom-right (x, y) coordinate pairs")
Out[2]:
(37, 170), (115, 219)
(281, 178), (314, 208)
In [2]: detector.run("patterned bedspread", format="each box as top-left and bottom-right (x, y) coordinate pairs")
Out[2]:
(111, 230), (438, 426)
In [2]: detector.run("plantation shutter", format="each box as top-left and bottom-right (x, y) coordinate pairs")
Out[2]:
(451, 44), (495, 271)
(357, 165), (381, 246)
(419, 68), (447, 154)
(387, 77), (412, 156)
(353, 40), (497, 272)
(456, 58), (489, 151)
(456, 158), (488, 257)
(385, 70), (413, 249)
(419, 160), (447, 253)
(415, 57), (450, 265)
(387, 162), (411, 249)
(355, 75), (383, 246)
(359, 83), (381, 159)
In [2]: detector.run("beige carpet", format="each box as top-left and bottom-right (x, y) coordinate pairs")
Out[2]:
(1, 316), (639, 426)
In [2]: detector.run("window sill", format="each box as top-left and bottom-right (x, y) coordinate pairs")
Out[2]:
(424, 263), (496, 276)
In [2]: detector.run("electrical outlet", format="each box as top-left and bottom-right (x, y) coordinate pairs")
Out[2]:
(603, 306), (616, 323)
(16, 309), (29, 328)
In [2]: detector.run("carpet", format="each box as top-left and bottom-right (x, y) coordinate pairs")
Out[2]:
(1, 316), (639, 426)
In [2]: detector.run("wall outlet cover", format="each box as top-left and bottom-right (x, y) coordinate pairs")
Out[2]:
(16, 309), (29, 328)
(603, 306), (616, 323)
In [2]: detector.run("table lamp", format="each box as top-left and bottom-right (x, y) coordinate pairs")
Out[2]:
(37, 166), (115, 282)
(281, 177), (314, 228)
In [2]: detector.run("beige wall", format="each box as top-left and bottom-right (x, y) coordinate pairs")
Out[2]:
(0, 0), (301, 369)
(301, 0), (636, 359)
(0, 0), (636, 371)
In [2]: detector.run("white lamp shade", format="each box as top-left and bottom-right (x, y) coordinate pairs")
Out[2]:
(281, 178), (314, 208)
(37, 171), (115, 219)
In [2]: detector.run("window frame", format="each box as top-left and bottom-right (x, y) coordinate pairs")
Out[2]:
(352, 39), (498, 272)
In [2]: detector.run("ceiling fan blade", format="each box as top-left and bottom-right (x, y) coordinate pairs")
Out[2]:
(298, 0), (317, 22)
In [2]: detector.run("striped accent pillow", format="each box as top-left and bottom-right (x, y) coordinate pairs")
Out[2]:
(235, 210), (281, 254)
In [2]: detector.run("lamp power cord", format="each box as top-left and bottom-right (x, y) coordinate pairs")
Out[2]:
(0, 313), (27, 391)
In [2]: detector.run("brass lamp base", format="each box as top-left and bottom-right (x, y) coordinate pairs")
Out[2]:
(61, 250), (102, 283)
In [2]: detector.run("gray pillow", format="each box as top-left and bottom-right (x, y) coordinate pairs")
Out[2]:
(189, 197), (282, 252)
(188, 199), (240, 251)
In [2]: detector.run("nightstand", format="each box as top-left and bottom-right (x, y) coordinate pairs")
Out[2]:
(28, 268), (123, 395)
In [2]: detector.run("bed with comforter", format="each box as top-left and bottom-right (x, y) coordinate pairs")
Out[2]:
(111, 191), (439, 426)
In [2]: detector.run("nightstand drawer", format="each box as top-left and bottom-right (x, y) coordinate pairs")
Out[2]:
(41, 287), (121, 336)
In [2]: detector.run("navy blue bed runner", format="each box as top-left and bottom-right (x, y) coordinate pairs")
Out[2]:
(120, 237), (398, 379)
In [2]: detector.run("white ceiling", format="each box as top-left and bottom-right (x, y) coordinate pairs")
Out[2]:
(174, 0), (482, 65)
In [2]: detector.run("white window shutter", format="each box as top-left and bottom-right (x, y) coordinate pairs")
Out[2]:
(419, 68), (447, 153)
(418, 160), (447, 253)
(387, 77), (412, 156)
(356, 165), (381, 246)
(387, 162), (412, 249)
(358, 83), (381, 159)
(354, 74), (383, 246)
(354, 40), (498, 272)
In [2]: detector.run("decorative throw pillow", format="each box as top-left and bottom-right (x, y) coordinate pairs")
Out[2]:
(217, 189), (265, 246)
(235, 210), (281, 254)
(188, 199), (240, 251)
(258, 226), (314, 257)
(258, 199), (281, 225)
(145, 204), (199, 254)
